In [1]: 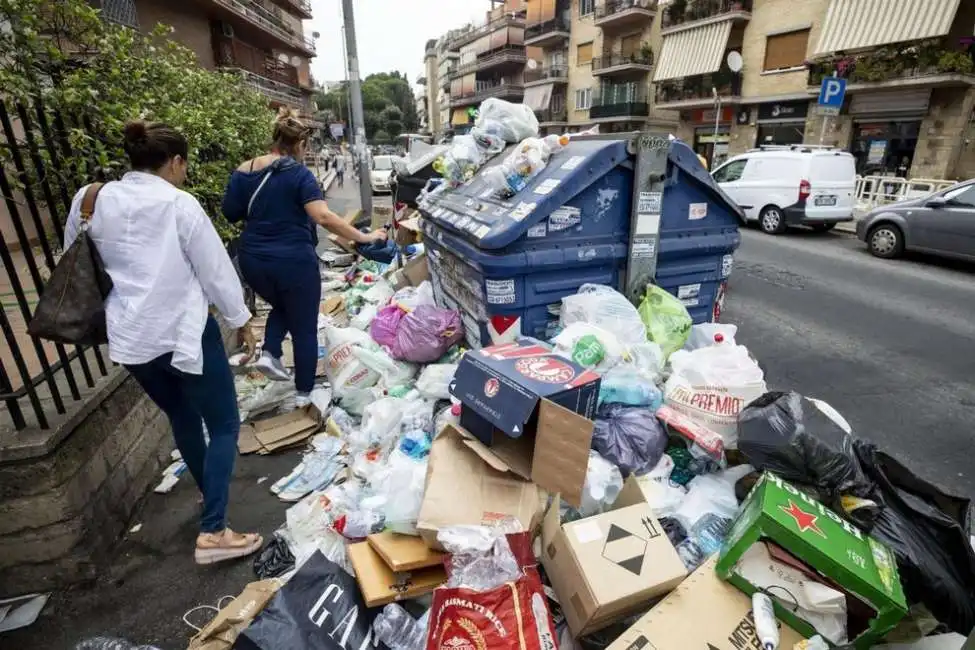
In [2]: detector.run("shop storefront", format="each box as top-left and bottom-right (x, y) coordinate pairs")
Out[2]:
(689, 107), (733, 168)
(848, 89), (929, 176)
(754, 100), (808, 147)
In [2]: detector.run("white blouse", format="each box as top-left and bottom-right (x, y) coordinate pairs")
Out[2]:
(64, 171), (251, 374)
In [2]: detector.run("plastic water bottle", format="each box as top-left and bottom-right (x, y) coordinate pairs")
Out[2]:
(373, 604), (428, 650)
(752, 592), (779, 650)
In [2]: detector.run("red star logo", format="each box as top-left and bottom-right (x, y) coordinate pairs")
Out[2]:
(780, 499), (826, 538)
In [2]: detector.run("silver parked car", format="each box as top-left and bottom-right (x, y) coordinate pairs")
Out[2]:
(856, 179), (975, 260)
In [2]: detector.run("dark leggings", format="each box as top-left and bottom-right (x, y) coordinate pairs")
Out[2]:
(125, 316), (238, 533)
(238, 253), (321, 393)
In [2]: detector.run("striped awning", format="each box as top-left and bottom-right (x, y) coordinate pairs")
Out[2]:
(814, 0), (961, 56)
(653, 21), (733, 82)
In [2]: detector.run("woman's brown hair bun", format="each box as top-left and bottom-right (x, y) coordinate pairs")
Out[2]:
(123, 120), (149, 145)
(272, 107), (311, 149)
(122, 120), (188, 171)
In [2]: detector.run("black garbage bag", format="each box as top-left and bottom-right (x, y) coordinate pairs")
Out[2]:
(592, 403), (668, 477)
(252, 533), (295, 579)
(853, 441), (975, 634)
(738, 391), (877, 509)
(235, 551), (389, 650)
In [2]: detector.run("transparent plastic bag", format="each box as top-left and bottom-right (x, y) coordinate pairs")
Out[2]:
(638, 284), (693, 359)
(373, 604), (428, 650)
(684, 323), (738, 350)
(353, 346), (417, 387)
(350, 397), (405, 453)
(561, 284), (647, 348)
(561, 450), (623, 522)
(415, 363), (457, 400)
(475, 98), (539, 143)
(598, 365), (663, 409)
(439, 525), (523, 591)
(673, 465), (752, 570)
(383, 449), (429, 535)
(552, 322), (627, 371)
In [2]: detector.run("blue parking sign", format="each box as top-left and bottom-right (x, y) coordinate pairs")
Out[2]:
(818, 77), (846, 109)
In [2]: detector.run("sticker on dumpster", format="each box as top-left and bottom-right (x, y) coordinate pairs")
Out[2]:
(677, 283), (701, 300)
(721, 254), (734, 278)
(595, 187), (620, 223)
(548, 206), (582, 231)
(631, 238), (656, 259)
(510, 201), (536, 222)
(534, 178), (560, 195)
(680, 298), (700, 308)
(638, 191), (662, 214)
(480, 188), (496, 199)
(688, 202), (708, 220)
(485, 279), (517, 305)
(527, 223), (547, 238)
(561, 155), (585, 171)
(475, 224), (490, 239)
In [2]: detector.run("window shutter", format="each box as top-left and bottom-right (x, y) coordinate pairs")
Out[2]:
(577, 42), (593, 65)
(621, 34), (641, 58)
(763, 29), (810, 71)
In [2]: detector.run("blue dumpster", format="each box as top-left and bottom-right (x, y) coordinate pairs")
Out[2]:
(420, 136), (743, 348)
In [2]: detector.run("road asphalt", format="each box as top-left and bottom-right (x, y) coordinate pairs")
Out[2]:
(7, 217), (974, 650)
(725, 227), (975, 498)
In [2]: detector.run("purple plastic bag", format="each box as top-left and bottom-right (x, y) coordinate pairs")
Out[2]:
(391, 305), (464, 363)
(370, 305), (405, 348)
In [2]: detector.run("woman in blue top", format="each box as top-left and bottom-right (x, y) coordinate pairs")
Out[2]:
(223, 110), (386, 405)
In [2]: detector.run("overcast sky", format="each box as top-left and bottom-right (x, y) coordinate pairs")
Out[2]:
(307, 0), (490, 92)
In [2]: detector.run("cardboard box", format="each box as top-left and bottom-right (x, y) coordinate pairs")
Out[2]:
(327, 208), (362, 253)
(238, 406), (323, 455)
(717, 472), (908, 649)
(367, 530), (444, 572)
(416, 425), (547, 550)
(388, 251), (430, 290)
(606, 557), (806, 650)
(371, 206), (392, 231)
(348, 540), (446, 608)
(450, 337), (599, 506)
(541, 476), (687, 637)
(395, 215), (422, 246)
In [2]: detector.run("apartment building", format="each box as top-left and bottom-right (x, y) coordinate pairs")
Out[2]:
(652, 0), (975, 178)
(419, 39), (440, 137)
(100, 0), (318, 118)
(523, 0), (571, 135)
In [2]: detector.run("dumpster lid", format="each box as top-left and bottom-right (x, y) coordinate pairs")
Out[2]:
(666, 137), (746, 222)
(422, 138), (631, 250)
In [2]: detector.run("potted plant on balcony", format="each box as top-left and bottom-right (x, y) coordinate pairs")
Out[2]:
(667, 0), (687, 25)
(640, 42), (654, 64)
(937, 50), (974, 74)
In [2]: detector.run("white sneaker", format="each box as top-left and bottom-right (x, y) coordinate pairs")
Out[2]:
(294, 394), (312, 409)
(254, 353), (291, 382)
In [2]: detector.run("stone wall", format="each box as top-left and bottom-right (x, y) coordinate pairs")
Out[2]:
(0, 373), (172, 596)
(914, 87), (975, 181)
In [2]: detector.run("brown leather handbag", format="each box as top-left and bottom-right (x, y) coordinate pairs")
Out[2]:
(28, 183), (114, 345)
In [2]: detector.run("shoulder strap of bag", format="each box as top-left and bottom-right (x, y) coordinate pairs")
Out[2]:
(247, 158), (284, 218)
(79, 182), (105, 226)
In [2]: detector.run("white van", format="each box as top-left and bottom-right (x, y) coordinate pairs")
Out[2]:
(711, 146), (856, 234)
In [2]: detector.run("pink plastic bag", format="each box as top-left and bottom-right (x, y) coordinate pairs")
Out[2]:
(391, 305), (464, 363)
(369, 305), (405, 348)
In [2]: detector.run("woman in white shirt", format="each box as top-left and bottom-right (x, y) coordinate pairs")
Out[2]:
(64, 121), (263, 565)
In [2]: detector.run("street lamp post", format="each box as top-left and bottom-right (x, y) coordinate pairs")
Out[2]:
(341, 0), (372, 217)
(711, 86), (721, 170)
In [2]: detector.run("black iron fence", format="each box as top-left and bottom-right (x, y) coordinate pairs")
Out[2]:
(0, 97), (112, 431)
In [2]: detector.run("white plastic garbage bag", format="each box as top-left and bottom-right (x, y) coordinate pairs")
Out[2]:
(552, 322), (627, 371)
(323, 325), (381, 398)
(560, 284), (648, 348)
(350, 397), (405, 453)
(475, 98), (539, 143)
(383, 449), (429, 536)
(683, 323), (738, 351)
(664, 342), (767, 448)
(353, 346), (417, 387)
(415, 364), (457, 400)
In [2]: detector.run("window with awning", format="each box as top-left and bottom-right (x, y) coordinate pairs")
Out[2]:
(524, 83), (554, 111)
(653, 21), (732, 82)
(764, 29), (810, 71)
(813, 0), (961, 56)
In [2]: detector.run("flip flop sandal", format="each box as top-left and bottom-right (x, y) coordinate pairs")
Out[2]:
(194, 529), (263, 565)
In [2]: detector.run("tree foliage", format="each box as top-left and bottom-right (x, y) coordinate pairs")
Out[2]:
(315, 71), (419, 142)
(0, 0), (274, 240)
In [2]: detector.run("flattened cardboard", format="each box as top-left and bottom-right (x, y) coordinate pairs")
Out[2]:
(606, 557), (806, 650)
(541, 476), (686, 637)
(367, 531), (444, 572)
(457, 400), (593, 508)
(320, 295), (344, 317)
(238, 406), (322, 455)
(347, 540), (446, 607)
(328, 208), (362, 253)
(389, 252), (430, 290)
(416, 425), (547, 550)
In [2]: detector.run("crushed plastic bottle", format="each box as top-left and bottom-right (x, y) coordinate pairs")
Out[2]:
(399, 429), (432, 459)
(372, 604), (429, 650)
(333, 509), (385, 540)
(74, 640), (161, 650)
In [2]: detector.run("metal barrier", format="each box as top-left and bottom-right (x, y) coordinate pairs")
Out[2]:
(854, 175), (956, 213)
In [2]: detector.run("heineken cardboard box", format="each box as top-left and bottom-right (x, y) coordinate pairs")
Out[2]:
(716, 472), (908, 649)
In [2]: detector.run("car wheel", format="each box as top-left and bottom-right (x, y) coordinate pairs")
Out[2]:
(810, 223), (837, 232)
(759, 206), (786, 234)
(867, 224), (904, 259)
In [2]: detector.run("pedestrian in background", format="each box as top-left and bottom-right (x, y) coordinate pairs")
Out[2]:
(64, 120), (263, 564)
(222, 109), (386, 407)
(334, 152), (346, 187)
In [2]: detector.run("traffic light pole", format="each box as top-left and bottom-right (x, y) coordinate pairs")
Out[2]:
(341, 0), (373, 217)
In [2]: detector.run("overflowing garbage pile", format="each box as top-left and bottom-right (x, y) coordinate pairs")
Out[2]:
(115, 100), (975, 650)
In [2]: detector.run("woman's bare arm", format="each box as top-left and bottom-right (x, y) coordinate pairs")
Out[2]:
(304, 199), (384, 244)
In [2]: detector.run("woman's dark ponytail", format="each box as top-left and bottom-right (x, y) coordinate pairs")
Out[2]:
(123, 120), (188, 171)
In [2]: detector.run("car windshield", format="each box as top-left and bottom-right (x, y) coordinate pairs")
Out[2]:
(373, 156), (394, 171)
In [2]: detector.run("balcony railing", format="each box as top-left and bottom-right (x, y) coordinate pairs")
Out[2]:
(525, 17), (571, 45)
(535, 107), (568, 123)
(655, 73), (741, 104)
(525, 64), (569, 84)
(272, 0), (312, 18)
(595, 0), (658, 26)
(590, 91), (650, 119)
(476, 45), (528, 72)
(592, 52), (653, 73)
(451, 82), (525, 106)
(661, 0), (752, 30)
(210, 0), (315, 54)
(448, 13), (526, 51)
(237, 68), (306, 108)
(807, 45), (975, 87)
(214, 34), (300, 87)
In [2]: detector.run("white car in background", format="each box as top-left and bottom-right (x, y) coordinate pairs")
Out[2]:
(711, 146), (857, 234)
(369, 155), (399, 194)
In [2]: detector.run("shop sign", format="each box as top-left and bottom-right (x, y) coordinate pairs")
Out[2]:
(736, 108), (751, 125)
(757, 100), (808, 121)
(691, 107), (734, 125)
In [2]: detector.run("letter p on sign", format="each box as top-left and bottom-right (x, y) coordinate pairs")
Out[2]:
(818, 77), (846, 110)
